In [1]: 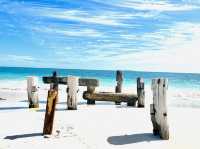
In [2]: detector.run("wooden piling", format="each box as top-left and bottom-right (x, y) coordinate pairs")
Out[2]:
(67, 76), (79, 110)
(137, 77), (145, 107)
(115, 70), (123, 105)
(27, 76), (39, 108)
(43, 71), (58, 135)
(151, 78), (169, 140)
(86, 86), (96, 105)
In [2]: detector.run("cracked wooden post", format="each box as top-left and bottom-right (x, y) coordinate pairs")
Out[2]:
(86, 86), (96, 105)
(43, 71), (58, 135)
(151, 78), (169, 140)
(137, 77), (145, 108)
(27, 76), (39, 108)
(67, 76), (79, 110)
(115, 70), (123, 105)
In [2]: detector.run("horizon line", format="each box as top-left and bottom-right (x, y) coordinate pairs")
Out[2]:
(0, 65), (199, 75)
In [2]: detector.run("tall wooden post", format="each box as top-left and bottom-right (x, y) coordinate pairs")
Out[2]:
(115, 70), (123, 105)
(86, 86), (96, 105)
(137, 77), (145, 108)
(67, 76), (79, 110)
(43, 71), (58, 135)
(151, 78), (169, 140)
(27, 76), (39, 108)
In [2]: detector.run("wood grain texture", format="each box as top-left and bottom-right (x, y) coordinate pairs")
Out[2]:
(83, 92), (138, 103)
(67, 76), (79, 110)
(43, 89), (58, 135)
(43, 71), (59, 135)
(115, 70), (123, 105)
(137, 77), (145, 108)
(86, 86), (96, 105)
(27, 76), (39, 108)
(151, 78), (169, 140)
(43, 77), (99, 87)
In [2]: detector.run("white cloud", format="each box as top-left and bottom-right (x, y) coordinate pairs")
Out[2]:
(1, 1), (161, 27)
(121, 1), (199, 11)
(110, 22), (200, 73)
(93, 0), (200, 11)
(8, 55), (35, 61)
(32, 26), (104, 37)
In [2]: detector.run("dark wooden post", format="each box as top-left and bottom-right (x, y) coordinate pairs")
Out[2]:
(86, 86), (96, 105)
(151, 78), (169, 140)
(115, 70), (123, 105)
(43, 71), (58, 135)
(137, 77), (145, 107)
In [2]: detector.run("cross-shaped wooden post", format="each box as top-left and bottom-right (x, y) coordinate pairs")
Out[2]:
(42, 72), (99, 135)
(43, 71), (59, 135)
(43, 75), (99, 108)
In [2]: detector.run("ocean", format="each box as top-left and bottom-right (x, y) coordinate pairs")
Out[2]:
(0, 66), (199, 90)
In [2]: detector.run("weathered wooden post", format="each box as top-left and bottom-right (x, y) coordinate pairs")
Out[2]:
(27, 76), (39, 108)
(43, 71), (59, 135)
(86, 86), (96, 105)
(115, 70), (123, 105)
(67, 76), (79, 110)
(137, 77), (145, 107)
(151, 78), (169, 140)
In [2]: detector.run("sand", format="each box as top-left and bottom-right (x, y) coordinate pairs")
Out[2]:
(0, 82), (200, 149)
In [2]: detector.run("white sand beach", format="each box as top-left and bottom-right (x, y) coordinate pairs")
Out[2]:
(0, 80), (200, 149)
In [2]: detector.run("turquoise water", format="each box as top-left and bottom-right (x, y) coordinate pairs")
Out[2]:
(0, 66), (200, 90)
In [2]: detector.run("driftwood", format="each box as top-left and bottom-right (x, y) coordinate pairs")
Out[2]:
(43, 72), (59, 135)
(83, 92), (138, 105)
(151, 78), (169, 140)
(27, 76), (39, 108)
(137, 77), (145, 107)
(67, 76), (79, 110)
(115, 70), (123, 105)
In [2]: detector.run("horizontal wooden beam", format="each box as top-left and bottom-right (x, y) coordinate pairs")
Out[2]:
(79, 78), (99, 87)
(43, 77), (99, 87)
(83, 92), (138, 103)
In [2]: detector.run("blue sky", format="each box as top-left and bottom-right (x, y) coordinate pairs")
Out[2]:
(0, 0), (200, 73)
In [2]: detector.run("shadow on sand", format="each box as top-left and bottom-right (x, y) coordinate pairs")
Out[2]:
(107, 133), (160, 145)
(37, 108), (67, 112)
(4, 133), (43, 140)
(0, 107), (28, 110)
(20, 100), (67, 105)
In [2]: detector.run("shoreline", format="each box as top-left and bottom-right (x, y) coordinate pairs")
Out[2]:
(0, 79), (200, 109)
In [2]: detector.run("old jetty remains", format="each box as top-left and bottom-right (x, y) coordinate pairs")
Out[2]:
(42, 71), (145, 108)
(43, 71), (59, 135)
(83, 70), (145, 107)
(115, 70), (123, 105)
(27, 76), (39, 108)
(31, 71), (169, 139)
(67, 76), (79, 110)
(150, 78), (169, 140)
(43, 73), (99, 110)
